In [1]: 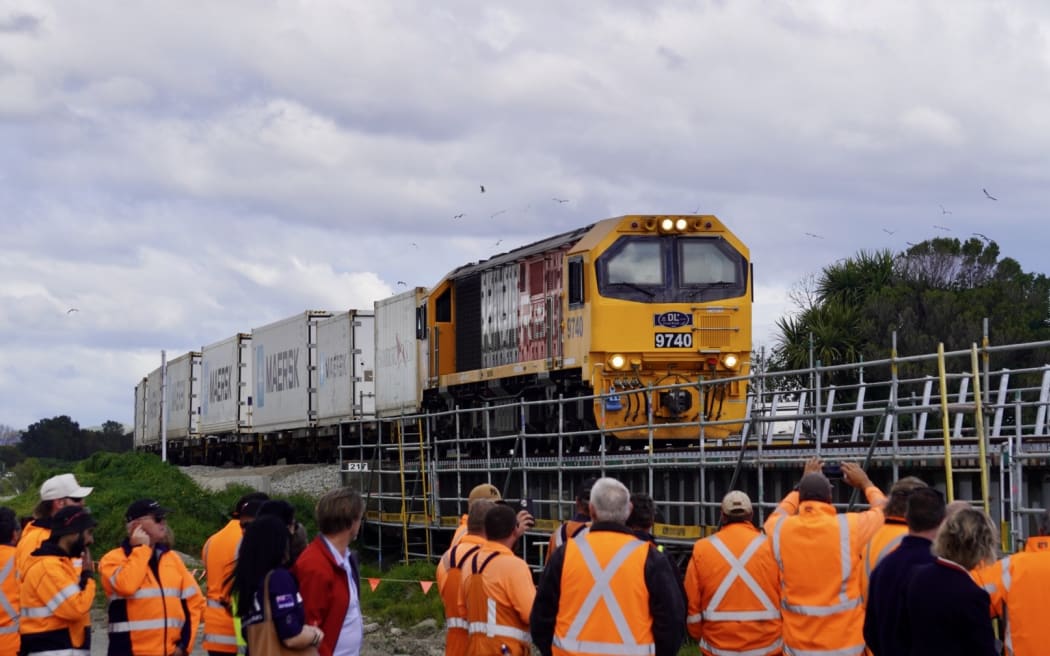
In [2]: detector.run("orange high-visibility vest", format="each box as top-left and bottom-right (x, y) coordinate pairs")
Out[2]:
(437, 534), (485, 656)
(0, 545), (19, 655)
(14, 522), (49, 580)
(981, 535), (1050, 656)
(100, 543), (206, 656)
(202, 519), (243, 653)
(554, 531), (655, 656)
(546, 520), (590, 563)
(767, 487), (885, 656)
(451, 515), (469, 547)
(462, 543), (535, 656)
(19, 550), (95, 654)
(684, 522), (782, 656)
(860, 517), (907, 602)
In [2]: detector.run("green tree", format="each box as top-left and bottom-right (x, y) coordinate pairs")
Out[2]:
(774, 238), (1050, 370)
(20, 415), (83, 460)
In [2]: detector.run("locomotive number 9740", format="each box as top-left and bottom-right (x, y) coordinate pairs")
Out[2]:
(654, 332), (693, 348)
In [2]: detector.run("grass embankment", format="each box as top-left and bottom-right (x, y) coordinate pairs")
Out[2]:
(4, 452), (442, 625)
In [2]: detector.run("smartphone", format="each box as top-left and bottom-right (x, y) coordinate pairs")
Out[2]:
(518, 498), (535, 516)
(822, 463), (844, 480)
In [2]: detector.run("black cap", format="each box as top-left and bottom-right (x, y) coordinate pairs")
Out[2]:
(51, 506), (97, 537)
(125, 499), (171, 523)
(233, 492), (270, 518)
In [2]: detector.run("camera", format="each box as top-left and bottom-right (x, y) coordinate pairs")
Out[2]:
(822, 463), (844, 480)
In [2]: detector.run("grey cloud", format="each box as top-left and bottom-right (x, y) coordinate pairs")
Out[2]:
(0, 13), (42, 34)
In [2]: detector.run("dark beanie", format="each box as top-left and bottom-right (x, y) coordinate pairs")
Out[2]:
(799, 473), (833, 502)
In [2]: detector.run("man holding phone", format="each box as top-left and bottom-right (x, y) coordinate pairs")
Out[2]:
(764, 457), (886, 656)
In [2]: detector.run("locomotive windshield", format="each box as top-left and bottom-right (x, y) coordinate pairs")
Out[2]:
(596, 235), (747, 303)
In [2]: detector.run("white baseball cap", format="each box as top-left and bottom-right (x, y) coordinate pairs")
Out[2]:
(40, 473), (93, 501)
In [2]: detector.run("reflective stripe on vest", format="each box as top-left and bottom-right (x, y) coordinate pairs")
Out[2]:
(776, 515), (861, 617)
(21, 582), (83, 618)
(0, 555), (18, 630)
(553, 538), (655, 656)
(21, 649), (90, 656)
(699, 636), (783, 656)
(555, 523), (590, 549)
(701, 534), (779, 623)
(863, 533), (904, 578)
(446, 617), (469, 630)
(107, 586), (184, 601)
(203, 632), (240, 645)
(467, 597), (531, 643)
(783, 644), (865, 656)
(110, 617), (186, 633)
(207, 599), (226, 608)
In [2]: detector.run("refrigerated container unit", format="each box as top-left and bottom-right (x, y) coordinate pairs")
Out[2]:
(200, 333), (253, 436)
(374, 288), (428, 418)
(251, 310), (333, 433)
(316, 310), (376, 425)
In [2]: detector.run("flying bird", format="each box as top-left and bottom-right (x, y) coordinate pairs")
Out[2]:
(972, 232), (991, 242)
(906, 241), (917, 247)
(882, 228), (897, 235)
(396, 281), (407, 287)
(452, 213), (465, 219)
(983, 188), (998, 201)
(939, 204), (952, 215)
(66, 308), (79, 314)
(480, 185), (486, 193)
(411, 242), (418, 248)
(495, 239), (503, 246)
(933, 225), (951, 232)
(692, 206), (701, 214)
(804, 232), (824, 239)
(490, 209), (507, 218)
(552, 198), (569, 203)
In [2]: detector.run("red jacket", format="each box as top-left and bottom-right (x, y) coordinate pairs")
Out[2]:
(291, 536), (359, 656)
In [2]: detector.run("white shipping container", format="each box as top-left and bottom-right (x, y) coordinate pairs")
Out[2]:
(164, 351), (201, 440)
(375, 288), (427, 418)
(317, 310), (376, 424)
(201, 333), (253, 434)
(133, 378), (147, 449)
(144, 366), (163, 448)
(252, 311), (332, 431)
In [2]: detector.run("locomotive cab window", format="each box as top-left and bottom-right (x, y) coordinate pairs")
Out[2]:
(596, 235), (747, 303)
(568, 257), (585, 308)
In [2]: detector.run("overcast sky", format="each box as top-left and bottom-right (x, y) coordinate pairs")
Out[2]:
(2, 1), (1048, 430)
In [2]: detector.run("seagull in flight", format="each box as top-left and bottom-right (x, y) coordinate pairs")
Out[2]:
(972, 232), (991, 242)
(552, 198), (569, 203)
(396, 281), (407, 287)
(939, 204), (952, 215)
(490, 209), (507, 218)
(480, 185), (486, 193)
(933, 225), (951, 232)
(804, 232), (824, 239)
(983, 188), (998, 201)
(495, 239), (503, 246)
(882, 228), (897, 235)
(411, 242), (418, 248)
(66, 308), (79, 314)
(452, 213), (464, 219)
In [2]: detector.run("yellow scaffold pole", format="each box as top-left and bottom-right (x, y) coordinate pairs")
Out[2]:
(417, 417), (432, 559)
(937, 343), (955, 502)
(971, 344), (991, 514)
(397, 418), (409, 563)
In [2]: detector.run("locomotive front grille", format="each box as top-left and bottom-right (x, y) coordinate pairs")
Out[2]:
(695, 314), (734, 348)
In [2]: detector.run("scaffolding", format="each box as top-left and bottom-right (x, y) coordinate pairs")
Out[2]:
(340, 337), (1050, 567)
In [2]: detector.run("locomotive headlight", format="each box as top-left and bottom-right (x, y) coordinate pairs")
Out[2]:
(660, 218), (675, 232)
(608, 354), (627, 370)
(675, 218), (688, 231)
(721, 353), (740, 370)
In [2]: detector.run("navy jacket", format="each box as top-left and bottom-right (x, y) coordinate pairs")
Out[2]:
(900, 558), (997, 656)
(863, 535), (935, 656)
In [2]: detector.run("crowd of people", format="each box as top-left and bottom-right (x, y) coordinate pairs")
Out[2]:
(3, 462), (1049, 656)
(438, 459), (1050, 656)
(0, 473), (365, 656)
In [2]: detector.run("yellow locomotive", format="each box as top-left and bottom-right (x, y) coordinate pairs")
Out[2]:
(418, 214), (751, 445)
